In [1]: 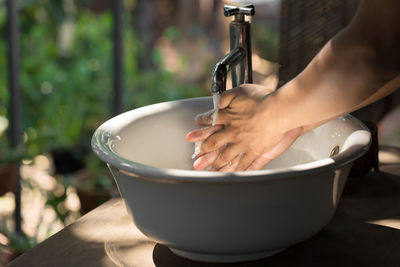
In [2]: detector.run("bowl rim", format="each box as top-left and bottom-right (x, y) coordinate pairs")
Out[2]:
(91, 97), (371, 183)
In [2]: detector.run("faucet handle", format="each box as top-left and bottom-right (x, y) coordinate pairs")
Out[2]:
(224, 5), (255, 17)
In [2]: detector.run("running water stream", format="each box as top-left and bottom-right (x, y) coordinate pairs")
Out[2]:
(192, 93), (222, 160)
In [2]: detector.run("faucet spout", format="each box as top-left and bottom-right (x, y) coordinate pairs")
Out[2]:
(211, 47), (246, 94)
(211, 5), (255, 95)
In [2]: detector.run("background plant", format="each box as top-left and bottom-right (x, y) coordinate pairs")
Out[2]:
(0, 0), (209, 158)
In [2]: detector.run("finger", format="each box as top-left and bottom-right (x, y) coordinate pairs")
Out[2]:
(218, 88), (239, 109)
(235, 152), (257, 172)
(218, 154), (241, 172)
(213, 108), (231, 125)
(200, 128), (235, 153)
(212, 144), (243, 170)
(194, 109), (217, 126)
(247, 128), (302, 170)
(195, 107), (230, 126)
(186, 125), (223, 142)
(193, 150), (220, 170)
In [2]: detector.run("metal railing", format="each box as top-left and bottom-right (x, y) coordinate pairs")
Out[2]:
(6, 0), (22, 234)
(5, 0), (124, 234)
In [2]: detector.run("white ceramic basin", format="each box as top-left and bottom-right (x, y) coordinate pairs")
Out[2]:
(92, 97), (370, 263)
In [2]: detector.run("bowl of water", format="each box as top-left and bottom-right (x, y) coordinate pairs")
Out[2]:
(92, 96), (370, 263)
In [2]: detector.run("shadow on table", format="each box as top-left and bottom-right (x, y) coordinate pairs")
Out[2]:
(152, 215), (400, 267)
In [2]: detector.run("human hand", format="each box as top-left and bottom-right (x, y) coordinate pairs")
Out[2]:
(186, 84), (304, 171)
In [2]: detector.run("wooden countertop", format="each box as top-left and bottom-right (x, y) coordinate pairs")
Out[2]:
(8, 147), (400, 267)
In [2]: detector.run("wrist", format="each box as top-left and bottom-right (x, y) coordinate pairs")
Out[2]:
(258, 89), (293, 134)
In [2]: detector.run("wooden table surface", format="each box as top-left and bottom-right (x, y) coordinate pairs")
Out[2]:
(8, 147), (400, 267)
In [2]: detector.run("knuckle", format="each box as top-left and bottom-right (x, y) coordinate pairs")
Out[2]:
(200, 127), (211, 136)
(219, 152), (228, 164)
(202, 138), (217, 152)
(195, 110), (214, 126)
(203, 155), (213, 166)
(214, 158), (226, 169)
(216, 108), (227, 119)
(237, 156), (251, 171)
(198, 117), (209, 125)
(220, 149), (230, 160)
(215, 149), (235, 169)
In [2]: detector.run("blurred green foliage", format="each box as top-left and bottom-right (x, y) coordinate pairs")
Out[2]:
(0, 136), (25, 165)
(0, 0), (207, 157)
(0, 227), (37, 254)
(252, 21), (279, 62)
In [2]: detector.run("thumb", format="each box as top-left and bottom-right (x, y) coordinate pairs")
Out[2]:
(218, 90), (237, 109)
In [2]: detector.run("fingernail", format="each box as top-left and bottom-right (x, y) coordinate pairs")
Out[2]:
(185, 132), (193, 141)
(193, 158), (203, 170)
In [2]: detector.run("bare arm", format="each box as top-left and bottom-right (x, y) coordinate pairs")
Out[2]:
(266, 0), (400, 132)
(187, 0), (400, 171)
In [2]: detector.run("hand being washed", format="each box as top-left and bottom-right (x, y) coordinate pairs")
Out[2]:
(186, 84), (303, 172)
(190, 0), (400, 171)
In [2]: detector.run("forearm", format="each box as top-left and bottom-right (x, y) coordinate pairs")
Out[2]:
(263, 0), (400, 133)
(349, 74), (400, 112)
(295, 73), (400, 135)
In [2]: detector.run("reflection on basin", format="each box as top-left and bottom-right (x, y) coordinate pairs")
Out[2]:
(92, 97), (371, 263)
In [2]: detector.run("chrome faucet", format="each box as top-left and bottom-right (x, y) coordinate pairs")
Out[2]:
(211, 5), (255, 95)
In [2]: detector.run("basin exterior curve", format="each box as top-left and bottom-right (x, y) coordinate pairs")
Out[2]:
(92, 97), (370, 262)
